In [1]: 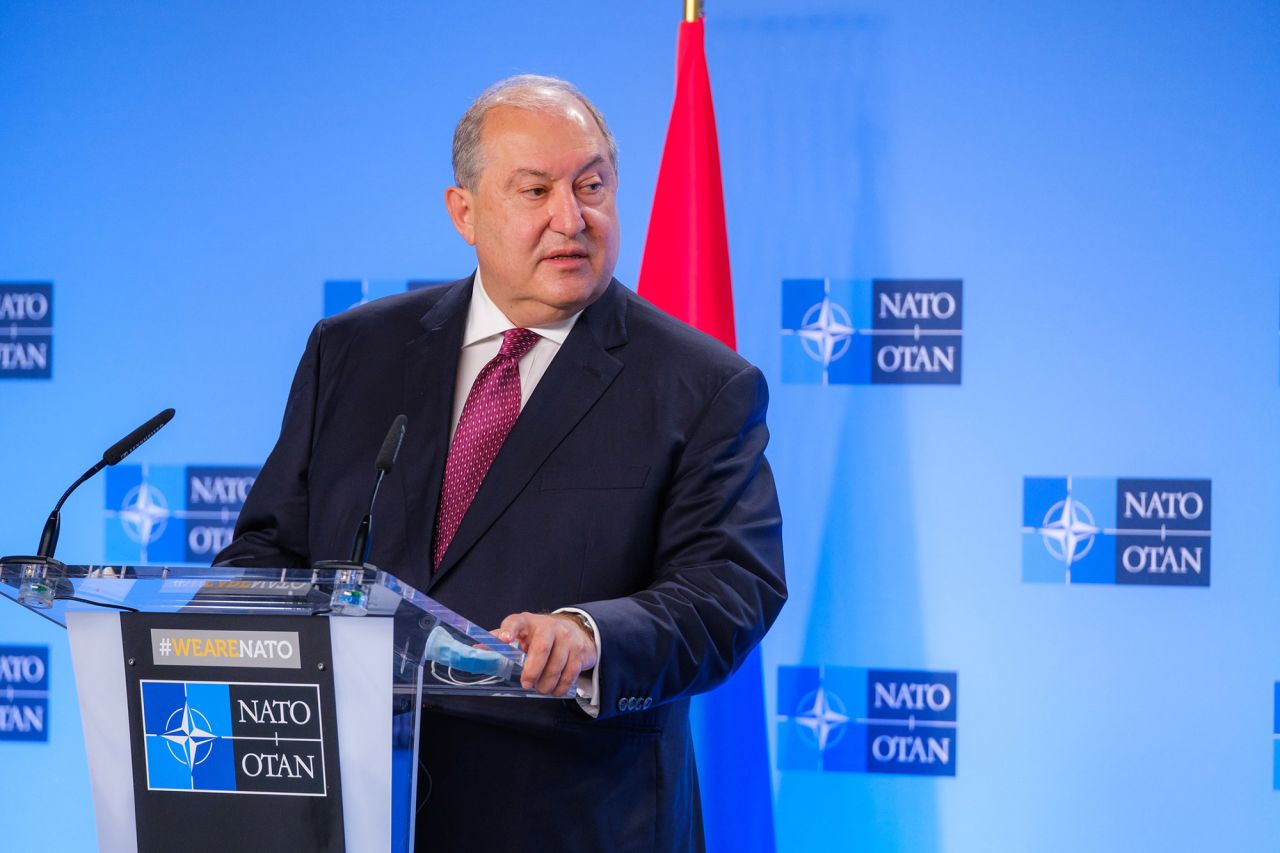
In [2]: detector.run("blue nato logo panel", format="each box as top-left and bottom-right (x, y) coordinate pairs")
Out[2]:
(0, 283), (53, 379)
(323, 279), (445, 318)
(141, 680), (237, 792)
(1274, 683), (1279, 791)
(140, 680), (326, 795)
(105, 465), (259, 564)
(0, 646), (50, 742)
(777, 666), (957, 776)
(1022, 477), (1211, 586)
(781, 278), (962, 385)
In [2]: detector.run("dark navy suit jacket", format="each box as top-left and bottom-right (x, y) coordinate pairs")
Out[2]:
(216, 277), (786, 852)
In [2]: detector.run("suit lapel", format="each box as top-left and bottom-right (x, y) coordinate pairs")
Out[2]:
(399, 280), (471, 586)
(428, 281), (629, 589)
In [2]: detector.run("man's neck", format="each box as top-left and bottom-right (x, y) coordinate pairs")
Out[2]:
(469, 272), (585, 341)
(474, 274), (600, 329)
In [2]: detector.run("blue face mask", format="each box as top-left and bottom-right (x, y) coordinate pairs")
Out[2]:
(423, 625), (520, 681)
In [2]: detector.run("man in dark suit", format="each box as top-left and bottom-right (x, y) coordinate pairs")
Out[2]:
(217, 74), (785, 852)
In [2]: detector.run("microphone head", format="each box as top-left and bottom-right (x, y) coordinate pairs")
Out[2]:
(103, 408), (175, 466)
(375, 415), (408, 473)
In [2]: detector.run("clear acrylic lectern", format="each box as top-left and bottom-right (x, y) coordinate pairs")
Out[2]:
(0, 560), (543, 853)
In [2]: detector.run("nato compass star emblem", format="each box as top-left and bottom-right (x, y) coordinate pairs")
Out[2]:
(792, 686), (850, 751)
(1037, 492), (1099, 578)
(778, 275), (860, 381)
(797, 297), (856, 372)
(161, 703), (218, 769)
(118, 482), (171, 550)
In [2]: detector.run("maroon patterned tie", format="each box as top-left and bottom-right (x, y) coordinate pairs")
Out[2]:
(432, 327), (541, 570)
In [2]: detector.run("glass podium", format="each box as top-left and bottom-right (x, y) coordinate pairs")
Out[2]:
(0, 559), (543, 853)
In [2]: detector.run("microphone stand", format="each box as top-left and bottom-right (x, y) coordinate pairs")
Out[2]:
(313, 415), (407, 616)
(1, 408), (176, 607)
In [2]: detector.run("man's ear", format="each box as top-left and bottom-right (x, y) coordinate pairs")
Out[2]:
(444, 185), (477, 245)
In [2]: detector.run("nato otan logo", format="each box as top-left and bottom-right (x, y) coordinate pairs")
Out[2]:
(1022, 477), (1212, 586)
(323, 278), (446, 318)
(140, 680), (326, 795)
(0, 283), (52, 378)
(781, 279), (962, 384)
(105, 465), (259, 564)
(777, 666), (957, 776)
(0, 646), (49, 742)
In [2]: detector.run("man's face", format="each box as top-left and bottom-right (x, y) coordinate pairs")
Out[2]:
(445, 100), (620, 328)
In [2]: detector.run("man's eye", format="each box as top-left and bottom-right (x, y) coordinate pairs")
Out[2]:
(523, 187), (547, 198)
(579, 181), (604, 194)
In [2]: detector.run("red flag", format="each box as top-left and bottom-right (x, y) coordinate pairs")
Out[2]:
(639, 17), (779, 853)
(637, 18), (736, 350)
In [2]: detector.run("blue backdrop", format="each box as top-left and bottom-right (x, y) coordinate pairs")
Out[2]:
(2, 1), (1279, 850)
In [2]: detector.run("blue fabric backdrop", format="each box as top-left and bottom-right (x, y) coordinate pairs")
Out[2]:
(2, 2), (1278, 850)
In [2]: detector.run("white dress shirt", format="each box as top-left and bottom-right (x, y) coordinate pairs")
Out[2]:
(450, 272), (602, 716)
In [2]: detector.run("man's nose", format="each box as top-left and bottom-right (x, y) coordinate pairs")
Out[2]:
(547, 186), (586, 236)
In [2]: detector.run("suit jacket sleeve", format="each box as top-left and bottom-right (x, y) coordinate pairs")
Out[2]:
(576, 363), (786, 719)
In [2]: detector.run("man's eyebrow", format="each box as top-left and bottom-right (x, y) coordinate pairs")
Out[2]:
(575, 155), (607, 175)
(503, 157), (610, 189)
(506, 167), (553, 188)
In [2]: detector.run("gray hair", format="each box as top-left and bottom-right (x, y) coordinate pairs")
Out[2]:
(451, 74), (618, 189)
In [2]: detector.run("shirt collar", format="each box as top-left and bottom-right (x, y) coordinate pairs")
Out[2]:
(463, 270), (581, 347)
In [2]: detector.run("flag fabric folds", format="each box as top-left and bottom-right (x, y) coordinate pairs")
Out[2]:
(638, 18), (736, 350)
(638, 16), (776, 853)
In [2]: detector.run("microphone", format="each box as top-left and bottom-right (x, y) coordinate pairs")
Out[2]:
(3, 408), (176, 565)
(314, 415), (406, 617)
(103, 408), (175, 466)
(348, 414), (407, 565)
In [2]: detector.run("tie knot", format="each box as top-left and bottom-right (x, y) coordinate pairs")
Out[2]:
(498, 327), (541, 360)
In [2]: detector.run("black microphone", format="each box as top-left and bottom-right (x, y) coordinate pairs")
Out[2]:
(4, 408), (176, 565)
(347, 414), (407, 565)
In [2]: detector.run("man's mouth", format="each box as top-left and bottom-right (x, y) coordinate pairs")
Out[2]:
(544, 250), (589, 261)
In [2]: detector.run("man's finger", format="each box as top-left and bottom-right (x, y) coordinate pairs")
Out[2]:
(553, 657), (581, 698)
(554, 622), (595, 697)
(535, 635), (571, 695)
(520, 624), (554, 689)
(497, 612), (532, 646)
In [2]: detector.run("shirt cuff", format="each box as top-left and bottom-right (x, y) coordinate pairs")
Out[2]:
(555, 607), (601, 718)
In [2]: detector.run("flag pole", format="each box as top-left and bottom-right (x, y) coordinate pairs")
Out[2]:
(685, 0), (702, 23)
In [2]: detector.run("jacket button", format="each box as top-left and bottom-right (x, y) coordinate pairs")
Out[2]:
(642, 697), (653, 709)
(617, 697), (628, 712)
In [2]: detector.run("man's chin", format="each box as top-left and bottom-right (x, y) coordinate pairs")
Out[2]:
(539, 271), (610, 302)
(517, 277), (610, 323)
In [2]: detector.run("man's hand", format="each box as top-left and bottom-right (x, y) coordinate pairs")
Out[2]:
(496, 612), (598, 697)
